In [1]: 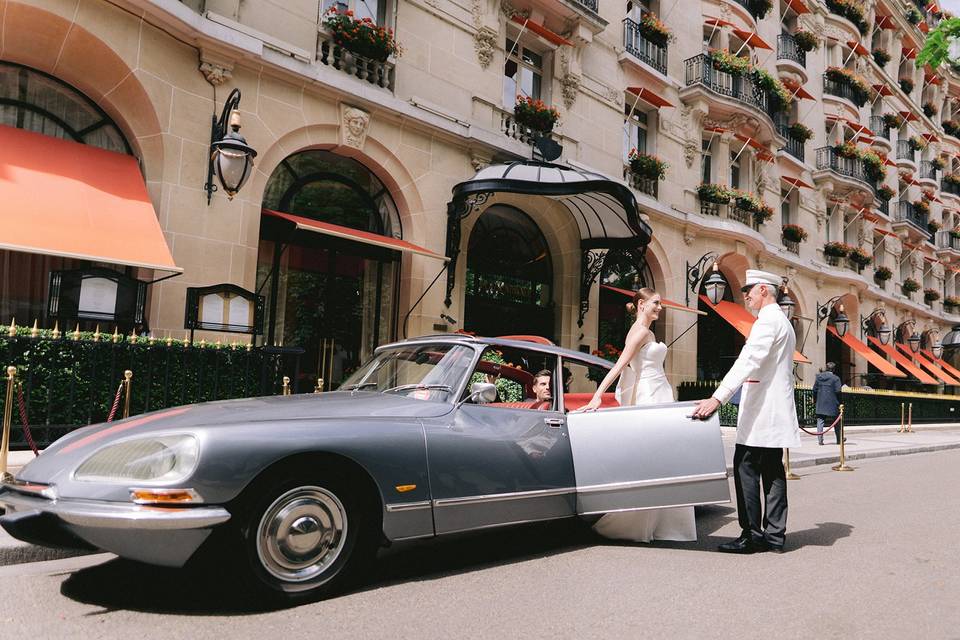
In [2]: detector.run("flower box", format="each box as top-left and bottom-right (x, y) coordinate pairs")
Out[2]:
(709, 49), (752, 76)
(944, 173), (960, 187)
(514, 97), (560, 133)
(697, 183), (734, 204)
(902, 278), (921, 294)
(899, 78), (915, 94)
(923, 102), (938, 118)
(944, 295), (960, 309)
(874, 266), (893, 282)
(628, 150), (668, 180)
(924, 288), (941, 303)
(914, 199), (931, 215)
(825, 66), (870, 106)
(824, 241), (853, 258)
(825, 0), (868, 34)
(876, 185), (895, 202)
(849, 247), (873, 266)
(782, 224), (808, 242)
(793, 31), (818, 52)
(882, 113), (905, 130)
(931, 156), (946, 170)
(943, 120), (960, 138)
(872, 49), (891, 66)
(637, 12), (671, 46)
(906, 8), (922, 25)
(323, 7), (402, 62)
(928, 220), (943, 234)
(787, 123), (813, 142)
(908, 135), (926, 151)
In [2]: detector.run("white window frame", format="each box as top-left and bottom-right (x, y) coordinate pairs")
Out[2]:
(503, 34), (548, 110)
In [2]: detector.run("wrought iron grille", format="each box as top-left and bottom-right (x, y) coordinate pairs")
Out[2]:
(623, 18), (668, 75)
(776, 34), (806, 67)
(684, 55), (769, 113)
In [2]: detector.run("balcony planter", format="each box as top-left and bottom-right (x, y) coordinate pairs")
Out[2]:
(882, 113), (905, 130)
(899, 78), (915, 94)
(746, 0), (773, 19)
(323, 7), (402, 62)
(928, 219), (943, 234)
(753, 204), (774, 226)
(906, 8), (922, 25)
(872, 49), (891, 66)
(752, 67), (793, 113)
(824, 67), (870, 106)
(874, 266), (893, 283)
(902, 278), (921, 295)
(824, 241), (853, 265)
(861, 150), (885, 182)
(514, 97), (560, 133)
(787, 123), (813, 142)
(944, 173), (960, 188)
(628, 150), (667, 180)
(697, 183), (734, 204)
(708, 49), (752, 76)
(637, 12), (671, 46)
(782, 223), (808, 243)
(923, 102), (938, 118)
(908, 135), (926, 152)
(951, 229), (960, 240)
(914, 199), (931, 216)
(924, 288), (941, 303)
(876, 184), (895, 202)
(943, 120), (960, 137)
(931, 156), (946, 170)
(825, 0), (869, 35)
(793, 30), (818, 52)
(944, 296), (960, 310)
(849, 247), (873, 268)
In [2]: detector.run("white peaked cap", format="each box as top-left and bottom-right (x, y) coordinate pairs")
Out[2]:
(741, 269), (782, 291)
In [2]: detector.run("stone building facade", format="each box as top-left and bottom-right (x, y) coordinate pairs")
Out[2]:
(1, 0), (959, 390)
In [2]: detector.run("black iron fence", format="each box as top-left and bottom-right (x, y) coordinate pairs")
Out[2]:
(777, 124), (805, 162)
(571, 0), (598, 12)
(776, 34), (806, 67)
(869, 115), (890, 140)
(678, 381), (960, 427)
(919, 160), (938, 181)
(623, 18), (668, 74)
(684, 55), (769, 114)
(893, 200), (930, 235)
(815, 146), (870, 186)
(0, 332), (304, 449)
(896, 139), (915, 161)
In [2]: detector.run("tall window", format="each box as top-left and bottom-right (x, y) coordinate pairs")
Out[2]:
(730, 151), (741, 189)
(623, 107), (648, 162)
(701, 138), (713, 183)
(781, 188), (792, 226)
(503, 39), (544, 109)
(322, 0), (386, 24)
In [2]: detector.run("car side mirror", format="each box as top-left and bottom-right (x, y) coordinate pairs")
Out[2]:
(456, 382), (497, 408)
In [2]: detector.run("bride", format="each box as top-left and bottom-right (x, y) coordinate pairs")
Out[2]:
(579, 287), (697, 543)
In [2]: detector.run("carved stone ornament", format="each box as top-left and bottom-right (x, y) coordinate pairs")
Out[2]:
(815, 275), (825, 289)
(474, 26), (498, 68)
(885, 234), (902, 257)
(561, 73), (581, 109)
(500, 0), (529, 20)
(200, 61), (233, 86)
(683, 225), (696, 245)
(859, 219), (875, 245)
(910, 251), (924, 270)
(932, 262), (945, 280)
(755, 162), (774, 194)
(684, 141), (699, 168)
(340, 104), (370, 149)
(470, 151), (491, 172)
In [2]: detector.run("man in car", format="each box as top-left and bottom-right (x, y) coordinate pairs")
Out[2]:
(530, 369), (553, 410)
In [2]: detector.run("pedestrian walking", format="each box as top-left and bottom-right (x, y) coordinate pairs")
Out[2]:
(812, 362), (843, 445)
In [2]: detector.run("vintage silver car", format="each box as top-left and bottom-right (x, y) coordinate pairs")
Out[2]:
(0, 335), (728, 603)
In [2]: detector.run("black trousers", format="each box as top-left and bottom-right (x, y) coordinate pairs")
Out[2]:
(732, 444), (788, 547)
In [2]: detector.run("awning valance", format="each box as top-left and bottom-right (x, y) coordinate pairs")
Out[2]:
(868, 337), (938, 384)
(509, 15), (573, 47)
(732, 28), (772, 50)
(601, 284), (706, 315)
(699, 295), (811, 364)
(922, 350), (960, 379)
(626, 86), (674, 109)
(826, 326), (905, 377)
(262, 209), (447, 261)
(0, 124), (180, 273)
(897, 344), (959, 385)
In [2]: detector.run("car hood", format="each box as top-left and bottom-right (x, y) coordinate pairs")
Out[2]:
(30, 392), (452, 468)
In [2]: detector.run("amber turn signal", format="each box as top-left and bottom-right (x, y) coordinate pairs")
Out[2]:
(394, 484), (417, 493)
(130, 488), (199, 505)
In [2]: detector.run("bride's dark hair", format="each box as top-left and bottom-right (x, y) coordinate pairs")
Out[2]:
(625, 287), (658, 315)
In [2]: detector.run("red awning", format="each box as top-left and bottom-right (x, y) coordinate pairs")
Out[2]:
(732, 28), (773, 50)
(509, 15), (573, 46)
(902, 47), (917, 60)
(899, 110), (920, 122)
(875, 15), (896, 29)
(919, 21), (929, 34)
(602, 285), (706, 315)
(0, 124), (180, 273)
(704, 17), (736, 28)
(923, 133), (940, 142)
(924, 72), (943, 86)
(262, 209), (447, 261)
(868, 337), (939, 384)
(785, 0), (810, 15)
(626, 86), (673, 109)
(782, 79), (814, 100)
(882, 156), (897, 167)
(781, 175), (814, 190)
(847, 40), (870, 57)
(897, 344), (960, 385)
(826, 326), (905, 377)
(922, 350), (960, 379)
(699, 295), (811, 363)
(872, 83), (893, 96)
(734, 134), (773, 161)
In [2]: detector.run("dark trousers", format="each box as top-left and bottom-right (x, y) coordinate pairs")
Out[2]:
(732, 444), (788, 547)
(816, 414), (841, 444)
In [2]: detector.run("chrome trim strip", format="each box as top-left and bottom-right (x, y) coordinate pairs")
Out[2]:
(577, 472), (728, 495)
(433, 486), (576, 508)
(0, 491), (230, 530)
(579, 499), (730, 516)
(385, 500), (432, 513)
(437, 514), (572, 535)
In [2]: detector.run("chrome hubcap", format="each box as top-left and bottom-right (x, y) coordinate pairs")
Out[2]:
(256, 486), (347, 586)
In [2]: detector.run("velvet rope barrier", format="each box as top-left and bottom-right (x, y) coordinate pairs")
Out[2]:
(798, 413), (841, 436)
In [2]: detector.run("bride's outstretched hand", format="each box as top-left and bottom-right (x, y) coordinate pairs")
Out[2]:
(577, 396), (603, 412)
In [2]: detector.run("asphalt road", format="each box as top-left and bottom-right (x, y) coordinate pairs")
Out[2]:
(1, 450), (958, 639)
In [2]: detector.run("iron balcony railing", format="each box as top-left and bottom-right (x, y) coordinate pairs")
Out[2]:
(943, 178), (960, 196)
(729, 0), (767, 19)
(815, 146), (870, 185)
(777, 124), (805, 162)
(869, 115), (890, 140)
(919, 160), (938, 181)
(777, 34), (806, 67)
(823, 73), (860, 104)
(623, 18), (668, 74)
(893, 200), (930, 236)
(896, 139), (915, 162)
(571, 0), (599, 12)
(936, 231), (960, 251)
(876, 198), (889, 216)
(684, 55), (769, 114)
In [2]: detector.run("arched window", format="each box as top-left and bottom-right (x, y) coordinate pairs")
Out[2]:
(0, 61), (131, 155)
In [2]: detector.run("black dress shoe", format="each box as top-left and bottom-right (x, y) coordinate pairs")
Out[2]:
(767, 545), (784, 554)
(717, 536), (767, 554)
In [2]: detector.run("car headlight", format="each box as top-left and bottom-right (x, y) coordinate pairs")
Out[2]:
(74, 435), (199, 483)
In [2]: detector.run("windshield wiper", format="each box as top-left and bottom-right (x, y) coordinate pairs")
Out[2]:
(383, 383), (453, 394)
(342, 382), (379, 391)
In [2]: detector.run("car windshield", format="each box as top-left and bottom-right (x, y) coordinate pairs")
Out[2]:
(340, 343), (475, 402)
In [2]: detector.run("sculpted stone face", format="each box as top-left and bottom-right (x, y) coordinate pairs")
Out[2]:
(345, 108), (369, 138)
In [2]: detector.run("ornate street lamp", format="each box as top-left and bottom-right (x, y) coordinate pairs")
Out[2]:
(897, 320), (921, 353)
(686, 252), (727, 307)
(205, 88), (257, 204)
(817, 296), (848, 338)
(941, 324), (960, 352)
(778, 284), (796, 321)
(861, 309), (891, 346)
(932, 340), (944, 359)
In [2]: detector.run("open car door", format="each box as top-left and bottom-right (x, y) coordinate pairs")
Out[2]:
(566, 401), (730, 515)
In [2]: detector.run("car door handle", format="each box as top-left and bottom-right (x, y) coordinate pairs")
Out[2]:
(544, 417), (565, 427)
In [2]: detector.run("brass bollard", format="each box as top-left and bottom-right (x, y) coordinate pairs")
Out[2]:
(832, 405), (853, 472)
(899, 402), (905, 433)
(784, 448), (800, 480)
(122, 370), (133, 420)
(314, 377), (324, 394)
(907, 402), (914, 433)
(1, 366), (16, 481)
(282, 376), (291, 396)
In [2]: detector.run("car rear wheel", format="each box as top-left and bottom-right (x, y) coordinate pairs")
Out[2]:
(239, 477), (375, 603)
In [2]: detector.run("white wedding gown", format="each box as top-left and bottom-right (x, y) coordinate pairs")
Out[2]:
(591, 341), (698, 543)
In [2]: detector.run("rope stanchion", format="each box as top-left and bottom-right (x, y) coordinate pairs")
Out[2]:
(797, 414), (841, 437)
(1, 366), (16, 480)
(899, 402), (906, 433)
(282, 376), (291, 396)
(15, 383), (39, 456)
(907, 402), (914, 433)
(122, 370), (133, 420)
(106, 381), (124, 423)
(832, 405), (854, 472)
(784, 449), (800, 480)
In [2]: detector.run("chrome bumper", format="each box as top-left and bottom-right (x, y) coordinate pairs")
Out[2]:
(0, 487), (231, 530)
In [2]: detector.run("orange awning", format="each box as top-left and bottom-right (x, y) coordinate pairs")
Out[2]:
(900, 110), (920, 122)
(872, 83), (893, 96)
(826, 326), (905, 377)
(704, 17), (736, 28)
(785, 0), (810, 15)
(510, 15), (573, 46)
(922, 350), (960, 379)
(626, 86), (673, 109)
(847, 40), (870, 57)
(602, 285), (706, 315)
(924, 72), (943, 86)
(923, 133), (940, 142)
(732, 28), (772, 50)
(0, 124), (180, 272)
(699, 295), (811, 364)
(782, 79), (814, 100)
(902, 47), (917, 60)
(262, 209), (447, 261)
(781, 175), (814, 190)
(897, 344), (960, 385)
(868, 337), (939, 384)
(734, 134), (773, 161)
(876, 15), (896, 29)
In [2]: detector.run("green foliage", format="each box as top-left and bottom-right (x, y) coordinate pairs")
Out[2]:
(874, 266), (893, 281)
(917, 18), (960, 69)
(469, 349), (523, 402)
(697, 183), (735, 203)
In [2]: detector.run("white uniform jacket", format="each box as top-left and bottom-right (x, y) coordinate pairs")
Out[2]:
(712, 303), (802, 448)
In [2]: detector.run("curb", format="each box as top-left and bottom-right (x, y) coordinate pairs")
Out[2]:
(724, 441), (960, 474)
